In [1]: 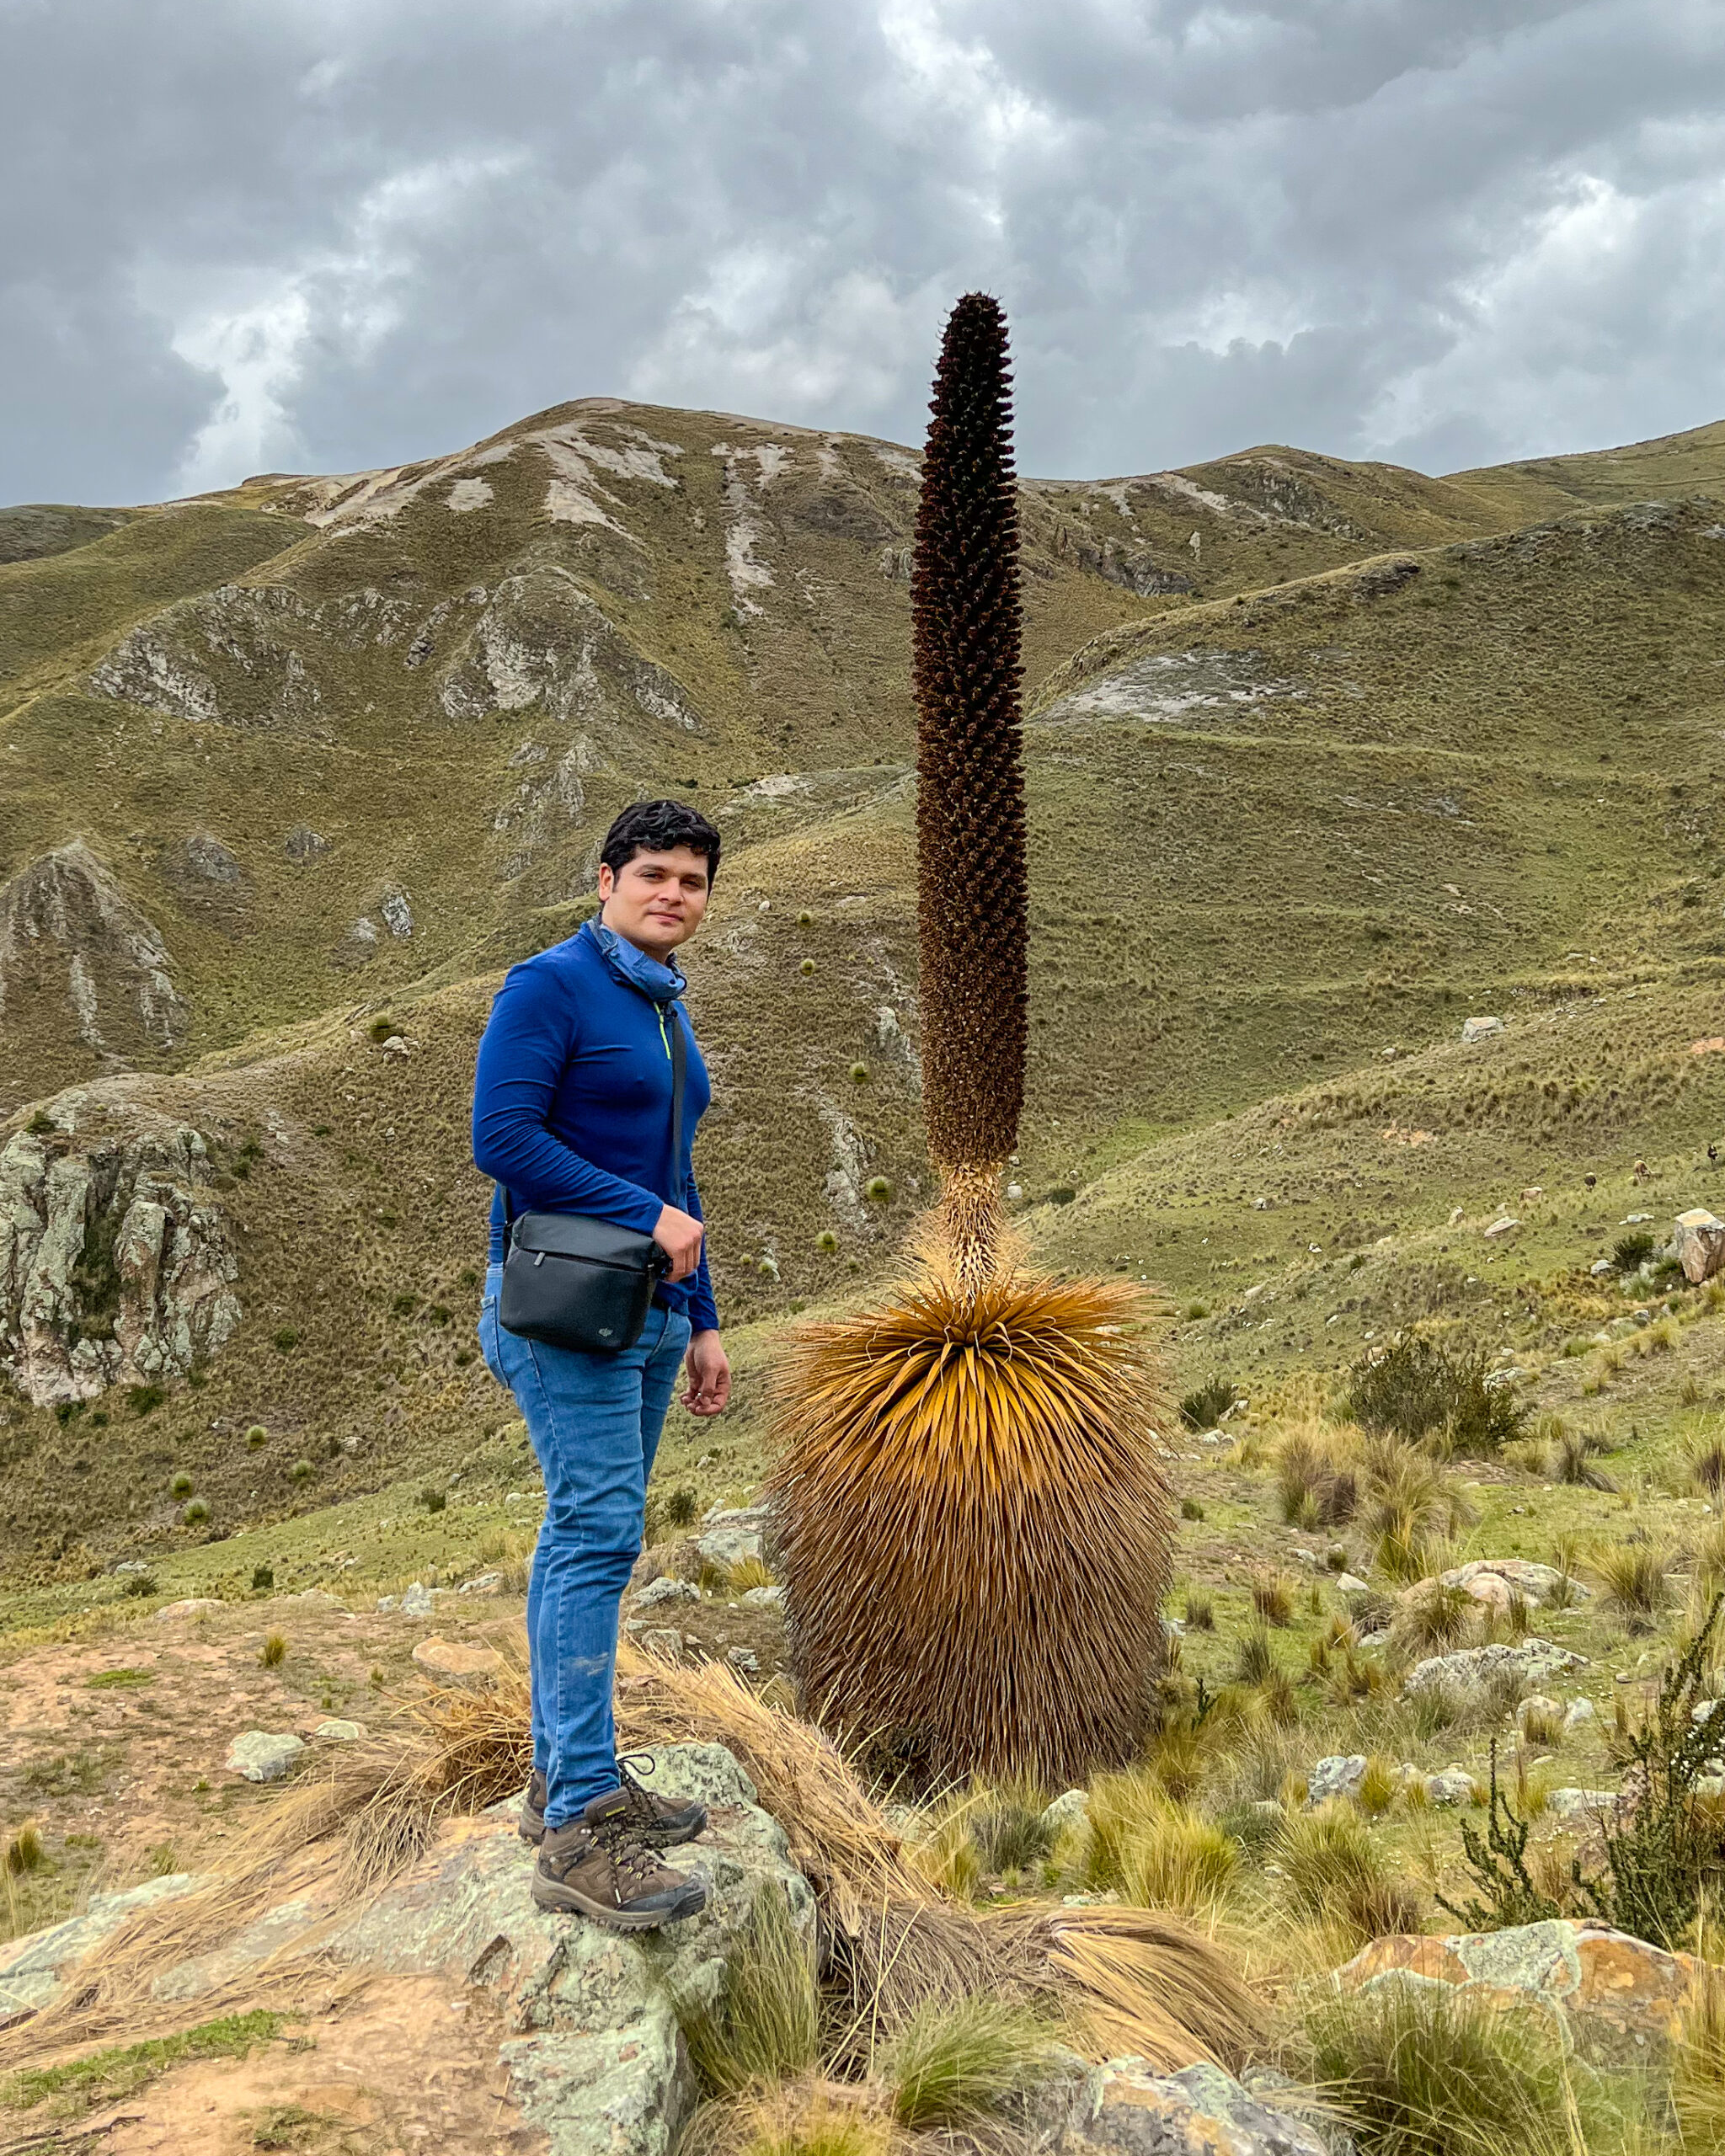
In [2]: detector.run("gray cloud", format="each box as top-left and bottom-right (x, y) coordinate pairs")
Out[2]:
(4, 0), (1723, 502)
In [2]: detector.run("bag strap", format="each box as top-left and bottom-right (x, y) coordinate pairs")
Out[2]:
(668, 1001), (687, 1205)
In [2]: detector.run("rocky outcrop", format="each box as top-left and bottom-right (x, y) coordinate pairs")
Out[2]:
(1061, 2059), (1330, 2156)
(0, 1872), (200, 2020)
(1402, 1639), (1585, 1697)
(1336, 1919), (1696, 2068)
(0, 1099), (239, 1404)
(0, 841), (187, 1065)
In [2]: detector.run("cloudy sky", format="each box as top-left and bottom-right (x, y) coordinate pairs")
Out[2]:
(6, 0), (1725, 504)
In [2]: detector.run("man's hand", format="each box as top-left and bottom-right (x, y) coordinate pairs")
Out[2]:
(653, 1203), (705, 1283)
(683, 1329), (730, 1417)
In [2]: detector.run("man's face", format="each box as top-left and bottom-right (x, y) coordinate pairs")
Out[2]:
(597, 845), (713, 958)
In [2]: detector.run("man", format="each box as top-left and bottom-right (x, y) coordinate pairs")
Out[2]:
(473, 798), (731, 1929)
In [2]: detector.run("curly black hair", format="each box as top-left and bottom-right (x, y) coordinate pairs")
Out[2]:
(599, 798), (722, 886)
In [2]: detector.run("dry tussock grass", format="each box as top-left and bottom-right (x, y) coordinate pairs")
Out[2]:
(2, 1630), (1261, 2085)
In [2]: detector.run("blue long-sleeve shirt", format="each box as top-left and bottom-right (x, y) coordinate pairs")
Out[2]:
(472, 919), (719, 1334)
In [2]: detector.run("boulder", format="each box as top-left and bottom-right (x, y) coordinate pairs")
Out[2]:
(1306, 1755), (1368, 1806)
(1402, 1640), (1586, 1698)
(1062, 2058), (1331, 2156)
(0, 1873), (200, 2020)
(156, 1598), (223, 1620)
(1336, 1919), (1697, 2067)
(1424, 1768), (1479, 1807)
(1461, 1016), (1504, 1044)
(1439, 1558), (1585, 1610)
(1563, 1699), (1597, 1733)
(638, 1628), (685, 1659)
(696, 1507), (770, 1571)
(1546, 1787), (1617, 1821)
(312, 1718), (366, 1742)
(401, 1581), (435, 1618)
(323, 1741), (809, 2156)
(741, 1583), (784, 1609)
(633, 1576), (699, 1613)
(225, 1730), (306, 1783)
(1676, 1209), (1725, 1285)
(1043, 1789), (1092, 1838)
(1483, 1217), (1519, 1240)
(411, 1636), (504, 1687)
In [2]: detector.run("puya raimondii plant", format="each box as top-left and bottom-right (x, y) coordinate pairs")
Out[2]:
(768, 297), (1173, 1787)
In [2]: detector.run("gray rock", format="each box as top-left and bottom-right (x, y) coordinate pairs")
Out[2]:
(225, 1730), (307, 1783)
(156, 1598), (223, 1620)
(0, 1874), (202, 2018)
(726, 1646), (761, 1673)
(1563, 1699), (1597, 1732)
(400, 1581), (435, 1618)
(459, 1572), (504, 1595)
(1306, 1755), (1368, 1806)
(284, 824), (329, 862)
(312, 1718), (366, 1742)
(696, 1507), (769, 1570)
(1461, 1016), (1505, 1044)
(1333, 1572), (1372, 1594)
(1591, 1257), (1616, 1277)
(152, 1894), (321, 2005)
(1064, 2057), (1331, 2156)
(1676, 1209), (1725, 1285)
(740, 1583), (784, 1609)
(1546, 1787), (1617, 1821)
(1042, 1789), (1092, 1839)
(633, 1576), (698, 1612)
(325, 1742), (805, 2156)
(1439, 1558), (1584, 1609)
(1403, 1639), (1586, 1698)
(1425, 1768), (1480, 1807)
(637, 1628), (685, 1659)
(1515, 1694), (1560, 1732)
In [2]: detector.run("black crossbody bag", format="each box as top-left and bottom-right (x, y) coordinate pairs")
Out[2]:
(497, 1010), (686, 1354)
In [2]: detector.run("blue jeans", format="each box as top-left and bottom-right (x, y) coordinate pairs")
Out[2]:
(478, 1263), (692, 1826)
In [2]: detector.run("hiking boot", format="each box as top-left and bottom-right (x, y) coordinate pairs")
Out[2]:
(519, 1768), (547, 1846)
(616, 1751), (708, 1847)
(531, 1788), (707, 1929)
(519, 1758), (706, 1848)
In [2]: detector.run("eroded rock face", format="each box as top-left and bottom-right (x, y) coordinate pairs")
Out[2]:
(0, 841), (187, 1066)
(1336, 1919), (1696, 2068)
(1061, 2059), (1330, 2156)
(0, 1101), (239, 1404)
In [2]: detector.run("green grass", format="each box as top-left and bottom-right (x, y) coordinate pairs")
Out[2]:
(0, 2010), (285, 2116)
(884, 1995), (1064, 2130)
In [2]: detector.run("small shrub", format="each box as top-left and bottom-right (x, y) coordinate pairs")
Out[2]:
(729, 1555), (774, 1593)
(816, 1230), (839, 1254)
(1392, 1577), (1472, 1656)
(1303, 1982), (1616, 2156)
(271, 1326), (300, 1353)
(367, 1016), (397, 1042)
(886, 1994), (1064, 2131)
(4, 1822), (46, 1876)
(972, 1791), (1055, 1876)
(848, 1061), (869, 1084)
(1360, 1438), (1471, 1582)
(1279, 1802), (1418, 1945)
(1519, 1696), (1563, 1746)
(1274, 1425), (1358, 1528)
(1690, 1430), (1725, 1497)
(245, 1424), (268, 1450)
(122, 1571), (157, 1598)
(1348, 1333), (1528, 1454)
(259, 1633), (287, 1669)
(1179, 1497), (1204, 1522)
(863, 1177), (891, 1203)
(1235, 1625), (1276, 1687)
(426, 1304), (451, 1326)
(798, 958), (816, 976)
(168, 1471), (194, 1499)
(391, 1293), (418, 1317)
(1591, 1540), (1672, 1630)
(251, 1564), (274, 1593)
(288, 1458), (315, 1484)
(674, 1880), (817, 2093)
(127, 1384), (166, 1416)
(1356, 1755), (1397, 1817)
(182, 1497), (210, 1525)
(419, 1486), (447, 1513)
(1549, 1426), (1616, 1490)
(1251, 1572), (1295, 1627)
(666, 1487), (698, 1528)
(1179, 1375), (1237, 1431)
(1044, 1185), (1076, 1205)
(25, 1110), (54, 1136)
(1183, 1589), (1215, 1631)
(1615, 1229), (1657, 1273)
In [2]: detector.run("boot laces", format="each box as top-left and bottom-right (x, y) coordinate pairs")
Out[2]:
(590, 1810), (664, 1890)
(614, 1751), (665, 1828)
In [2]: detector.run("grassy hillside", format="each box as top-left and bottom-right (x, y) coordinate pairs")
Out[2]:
(3, 402), (1723, 1581)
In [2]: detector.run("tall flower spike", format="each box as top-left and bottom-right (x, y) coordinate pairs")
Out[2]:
(911, 293), (1028, 1291)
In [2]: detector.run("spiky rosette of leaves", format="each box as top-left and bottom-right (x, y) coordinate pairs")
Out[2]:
(766, 1261), (1172, 1786)
(911, 291), (1027, 1273)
